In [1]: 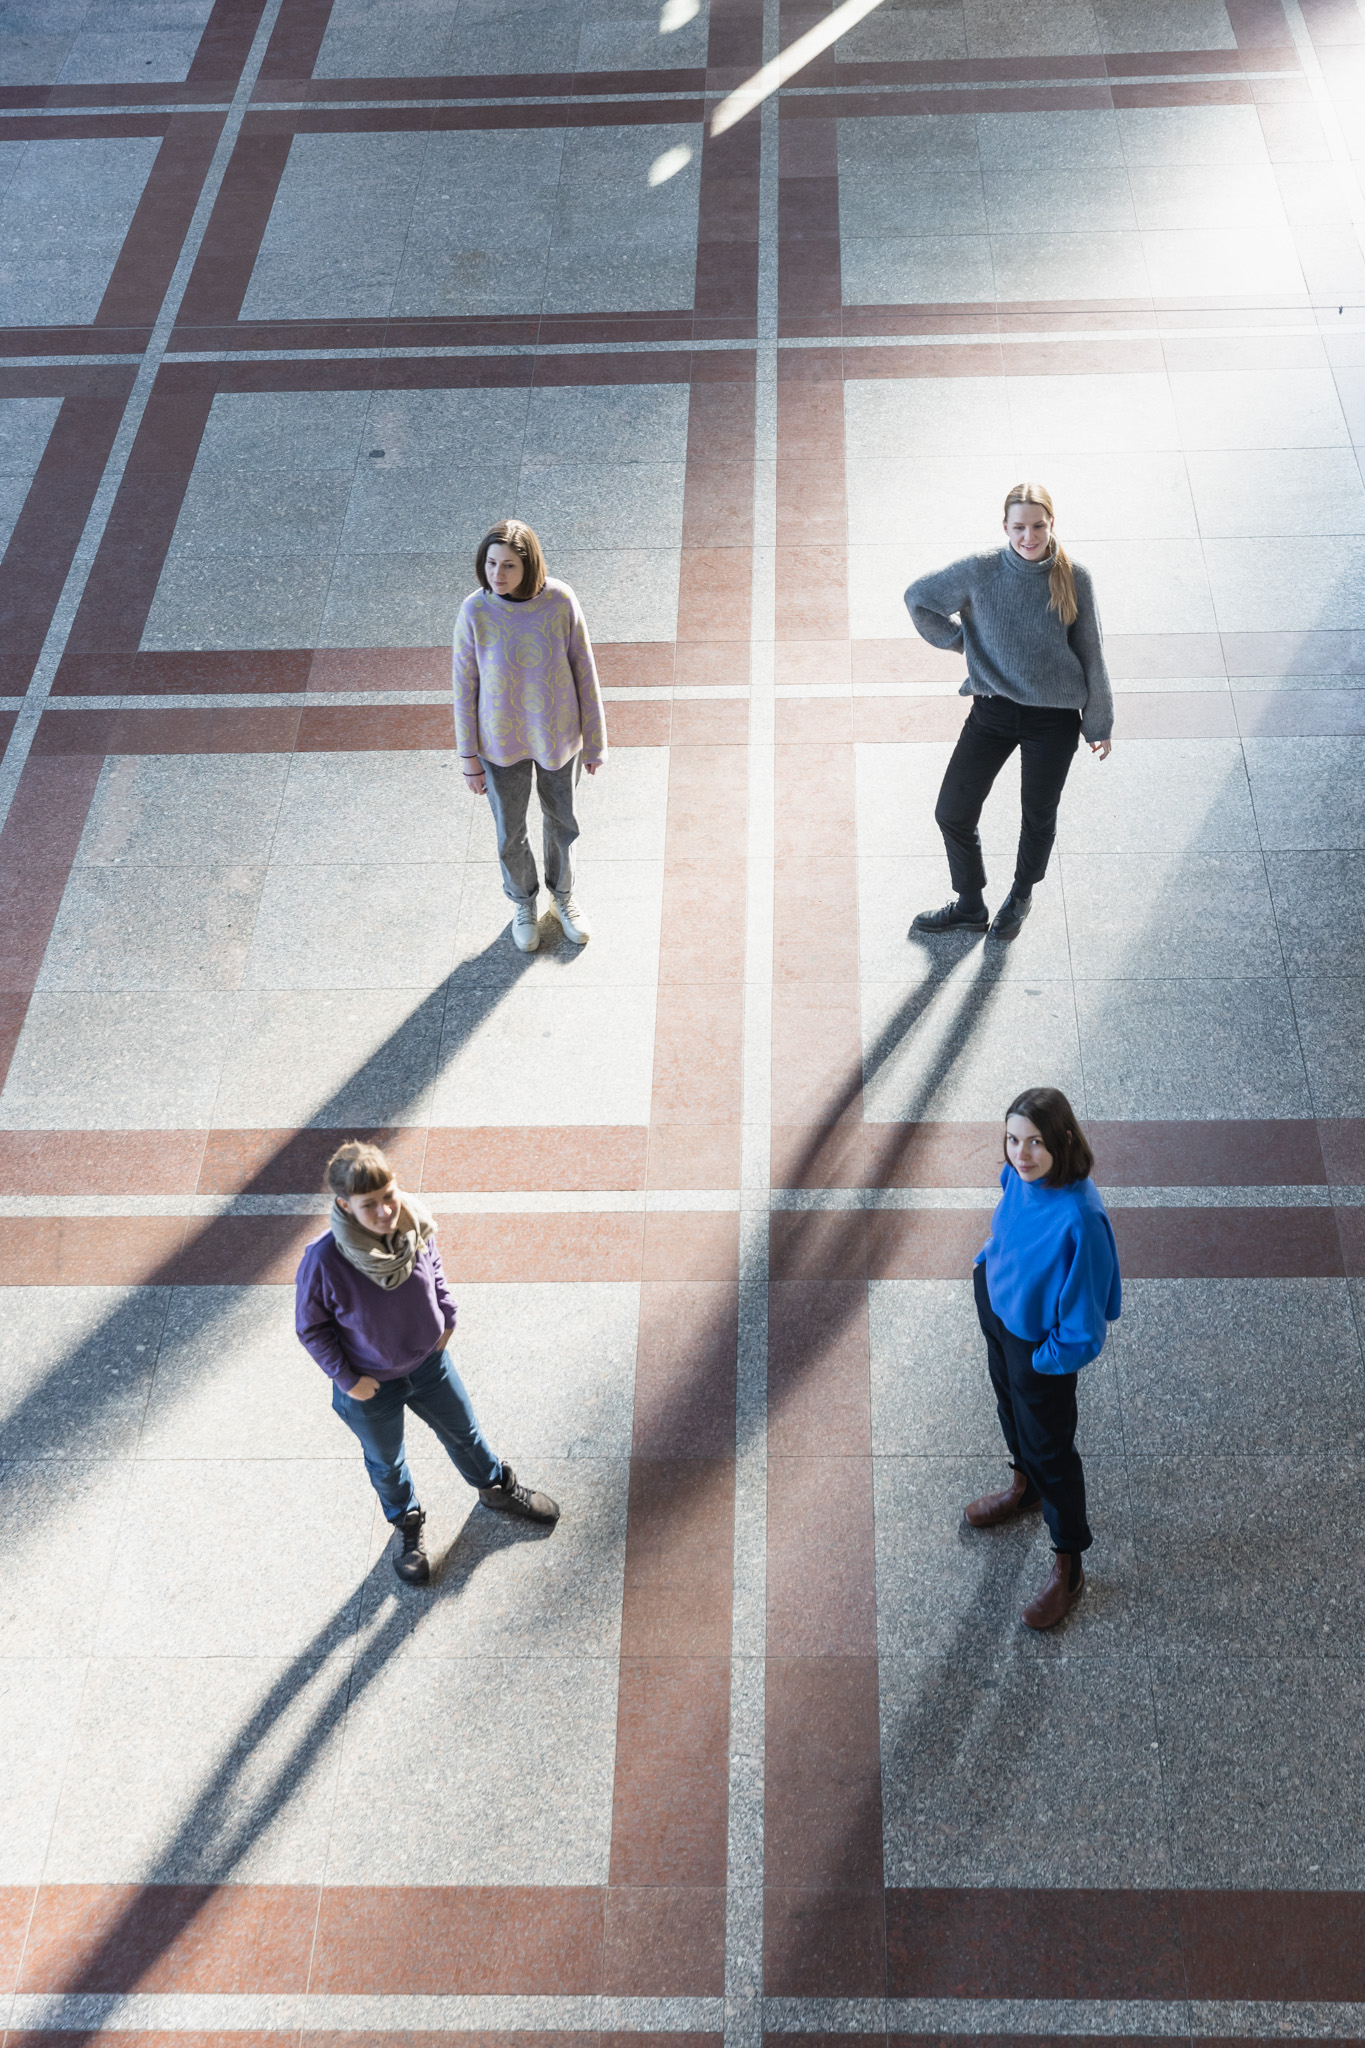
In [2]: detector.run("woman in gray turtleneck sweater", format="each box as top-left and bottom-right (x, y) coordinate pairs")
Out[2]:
(904, 483), (1113, 942)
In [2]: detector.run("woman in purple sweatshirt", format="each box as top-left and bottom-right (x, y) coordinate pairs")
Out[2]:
(295, 1140), (559, 1584)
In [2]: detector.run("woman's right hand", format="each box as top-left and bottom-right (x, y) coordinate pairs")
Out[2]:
(461, 756), (487, 795)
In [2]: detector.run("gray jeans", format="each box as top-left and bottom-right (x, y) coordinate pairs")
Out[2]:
(480, 753), (581, 905)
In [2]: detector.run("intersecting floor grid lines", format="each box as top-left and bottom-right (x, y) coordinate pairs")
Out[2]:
(5, 0), (1365, 2041)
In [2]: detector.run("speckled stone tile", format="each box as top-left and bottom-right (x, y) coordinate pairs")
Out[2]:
(0, 1285), (169, 1461)
(138, 1286), (346, 1462)
(0, 993), (235, 1130)
(1074, 977), (1312, 1119)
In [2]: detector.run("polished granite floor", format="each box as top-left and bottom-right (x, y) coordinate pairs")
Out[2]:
(2, 0), (1365, 2043)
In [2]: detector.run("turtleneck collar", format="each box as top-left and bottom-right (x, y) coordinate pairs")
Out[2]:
(1001, 543), (1055, 577)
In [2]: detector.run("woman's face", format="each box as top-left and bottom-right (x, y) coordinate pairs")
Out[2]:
(339, 1178), (402, 1234)
(486, 543), (527, 596)
(1004, 501), (1053, 560)
(1006, 1114), (1053, 1182)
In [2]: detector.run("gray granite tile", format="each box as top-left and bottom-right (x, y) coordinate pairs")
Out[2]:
(839, 113), (981, 165)
(141, 553), (333, 653)
(441, 21), (581, 71)
(242, 862), (461, 993)
(391, 238), (552, 319)
(195, 390), (372, 475)
(37, 863), (266, 994)
(138, 1286), (348, 1462)
(361, 386), (531, 470)
(359, 1455), (627, 1657)
(983, 165), (1137, 234)
(1006, 370), (1182, 452)
(451, 857), (663, 990)
(520, 382), (690, 469)
(991, 230), (1150, 301)
(861, 856), (1073, 981)
(450, 1281), (639, 1461)
(429, 981), (657, 1126)
(270, 753), (474, 867)
(1061, 852), (1277, 979)
(837, 2), (968, 60)
(1131, 1455), (1365, 1654)
(577, 10), (709, 67)
(0, 39), (78, 86)
(1152, 1648), (1365, 1886)
(1097, 0), (1234, 49)
(57, 26), (202, 79)
(875, 1454), (1139, 1655)
(1129, 163), (1289, 233)
(78, 756), (291, 869)
(861, 971), (1085, 1122)
(95, 1460), (369, 1658)
(1113, 1278), (1365, 1455)
(1168, 366), (1348, 450)
(840, 232), (996, 307)
(1245, 738), (1365, 850)
(1267, 849), (1365, 976)
(963, 0), (1103, 55)
(0, 1459), (132, 1655)
(0, 994), (234, 1130)
(870, 1277), (1125, 1457)
(241, 132), (428, 323)
(977, 109), (1125, 169)
(336, 462), (520, 557)
(1287, 972), (1365, 1116)
(0, 1285), (169, 1461)
(840, 160), (988, 239)
(880, 1641), (1168, 1885)
(0, 394), (59, 475)
(1187, 447), (1365, 540)
(1206, 535), (1365, 635)
(0, 1658), (88, 1884)
(541, 240), (698, 315)
(43, 1650), (348, 1882)
(1117, 104), (1271, 166)
(465, 745), (668, 865)
(317, 548), (466, 649)
(1075, 976), (1311, 1118)
(514, 459), (686, 553)
(212, 987), (445, 1128)
(846, 375), (1013, 459)
(1055, 739), (1259, 853)
(1144, 225), (1305, 302)
(168, 472), (353, 560)
(315, 0), (459, 76)
(536, 544), (679, 641)
(324, 1651), (618, 1885)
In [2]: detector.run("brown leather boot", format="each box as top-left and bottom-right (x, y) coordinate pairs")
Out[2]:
(1023, 1552), (1084, 1630)
(965, 1467), (1039, 1528)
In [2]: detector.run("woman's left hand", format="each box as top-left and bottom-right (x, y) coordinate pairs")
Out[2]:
(1090, 740), (1112, 761)
(584, 760), (601, 775)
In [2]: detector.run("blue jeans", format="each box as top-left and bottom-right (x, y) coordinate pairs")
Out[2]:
(331, 1347), (502, 1524)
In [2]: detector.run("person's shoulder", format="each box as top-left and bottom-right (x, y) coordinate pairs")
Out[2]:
(540, 577), (577, 608)
(454, 588), (487, 623)
(1068, 1176), (1111, 1222)
(1068, 557), (1095, 593)
(296, 1229), (337, 1279)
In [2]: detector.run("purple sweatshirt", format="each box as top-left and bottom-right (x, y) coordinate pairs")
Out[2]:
(294, 1229), (457, 1394)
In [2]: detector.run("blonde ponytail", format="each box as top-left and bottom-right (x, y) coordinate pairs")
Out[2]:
(1003, 482), (1078, 627)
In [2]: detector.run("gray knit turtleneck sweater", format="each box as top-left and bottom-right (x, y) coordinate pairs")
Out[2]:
(904, 546), (1114, 743)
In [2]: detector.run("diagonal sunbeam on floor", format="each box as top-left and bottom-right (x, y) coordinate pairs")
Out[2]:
(710, 0), (890, 136)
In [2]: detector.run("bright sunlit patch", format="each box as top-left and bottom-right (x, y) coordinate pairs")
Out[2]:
(659, 0), (700, 28)
(711, 0), (888, 133)
(648, 144), (694, 186)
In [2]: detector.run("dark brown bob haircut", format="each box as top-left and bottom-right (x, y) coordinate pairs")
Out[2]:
(326, 1140), (394, 1199)
(475, 518), (546, 598)
(1003, 1086), (1095, 1188)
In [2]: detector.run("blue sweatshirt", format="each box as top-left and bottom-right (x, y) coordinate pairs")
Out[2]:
(975, 1166), (1121, 1375)
(295, 1230), (457, 1394)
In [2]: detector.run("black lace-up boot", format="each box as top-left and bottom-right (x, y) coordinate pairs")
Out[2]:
(394, 1506), (429, 1583)
(479, 1462), (560, 1525)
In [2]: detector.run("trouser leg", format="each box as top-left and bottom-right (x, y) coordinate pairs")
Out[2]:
(975, 1264), (1088, 1548)
(480, 756), (539, 905)
(331, 1376), (419, 1523)
(975, 1261), (1031, 1481)
(1014, 710), (1081, 891)
(405, 1348), (503, 1490)
(533, 754), (583, 900)
(934, 703), (1018, 895)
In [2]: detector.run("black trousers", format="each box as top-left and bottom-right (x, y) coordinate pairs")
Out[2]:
(935, 695), (1081, 895)
(973, 1262), (1092, 1554)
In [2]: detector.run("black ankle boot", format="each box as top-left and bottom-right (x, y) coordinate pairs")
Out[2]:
(989, 890), (1032, 941)
(394, 1506), (429, 1584)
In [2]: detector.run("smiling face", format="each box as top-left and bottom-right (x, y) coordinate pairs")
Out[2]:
(338, 1178), (403, 1236)
(486, 542), (528, 597)
(1005, 1114), (1054, 1183)
(1004, 498), (1054, 561)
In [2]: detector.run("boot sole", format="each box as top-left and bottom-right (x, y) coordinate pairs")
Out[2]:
(911, 920), (989, 935)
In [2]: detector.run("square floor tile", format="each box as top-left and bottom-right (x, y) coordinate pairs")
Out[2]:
(0, 993), (234, 1130)
(243, 862), (462, 992)
(1060, 852), (1277, 979)
(450, 1280), (639, 1460)
(0, 1285), (168, 1461)
(845, 377), (1013, 460)
(241, 131), (429, 322)
(1005, 372), (1182, 453)
(1266, 849), (1365, 976)
(1186, 448), (1365, 539)
(142, 553), (333, 653)
(1113, 1278), (1365, 1455)
(466, 743), (669, 864)
(861, 970), (1085, 1121)
(1055, 739), (1259, 854)
(429, 980), (658, 1125)
(0, 1458), (131, 1655)
(0, 1657), (88, 1884)
(270, 752), (474, 866)
(860, 856), (1073, 981)
(451, 856), (663, 989)
(1168, 367), (1348, 450)
(1288, 972), (1365, 1115)
(1075, 977), (1311, 1117)
(1117, 105), (1270, 167)
(1244, 737), (1365, 849)
(78, 754), (292, 867)
(195, 390), (372, 475)
(138, 1286), (346, 1462)
(213, 987), (446, 1128)
(1206, 537), (1365, 634)
(976, 110), (1125, 169)
(37, 863), (266, 994)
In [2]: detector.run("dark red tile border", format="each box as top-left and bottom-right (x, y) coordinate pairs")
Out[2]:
(258, 0), (335, 82)
(96, 115), (225, 330)
(188, 0), (274, 84)
(17, 1884), (316, 1995)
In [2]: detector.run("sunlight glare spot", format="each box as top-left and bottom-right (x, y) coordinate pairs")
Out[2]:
(659, 0), (700, 28)
(711, 0), (888, 134)
(648, 144), (694, 186)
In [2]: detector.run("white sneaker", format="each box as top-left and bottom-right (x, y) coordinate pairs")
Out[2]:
(553, 893), (591, 945)
(511, 902), (540, 952)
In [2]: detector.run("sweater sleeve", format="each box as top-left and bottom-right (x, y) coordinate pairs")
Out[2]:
(452, 597), (482, 761)
(904, 558), (971, 653)
(294, 1249), (359, 1394)
(429, 1240), (458, 1334)
(565, 588), (607, 764)
(1032, 1210), (1120, 1375)
(1069, 565), (1114, 744)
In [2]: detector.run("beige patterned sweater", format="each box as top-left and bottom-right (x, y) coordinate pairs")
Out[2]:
(452, 578), (608, 769)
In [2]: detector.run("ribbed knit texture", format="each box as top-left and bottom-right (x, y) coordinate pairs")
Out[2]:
(904, 545), (1114, 742)
(453, 576), (607, 769)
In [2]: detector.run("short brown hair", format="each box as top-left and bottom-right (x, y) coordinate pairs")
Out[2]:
(1003, 1087), (1094, 1188)
(475, 519), (546, 597)
(326, 1140), (394, 1198)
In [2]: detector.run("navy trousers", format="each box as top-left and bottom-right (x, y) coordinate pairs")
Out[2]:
(973, 1261), (1092, 1554)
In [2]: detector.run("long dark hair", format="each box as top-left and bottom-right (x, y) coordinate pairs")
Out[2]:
(1003, 1086), (1094, 1188)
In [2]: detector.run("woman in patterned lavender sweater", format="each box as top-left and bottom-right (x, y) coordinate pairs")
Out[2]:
(453, 518), (608, 954)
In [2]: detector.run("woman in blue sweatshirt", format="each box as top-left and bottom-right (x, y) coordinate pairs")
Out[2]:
(967, 1085), (1121, 1629)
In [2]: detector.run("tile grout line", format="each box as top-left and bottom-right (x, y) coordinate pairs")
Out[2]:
(726, 0), (780, 2039)
(0, 0), (291, 833)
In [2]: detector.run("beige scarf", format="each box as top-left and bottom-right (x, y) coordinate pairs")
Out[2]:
(330, 1192), (436, 1290)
